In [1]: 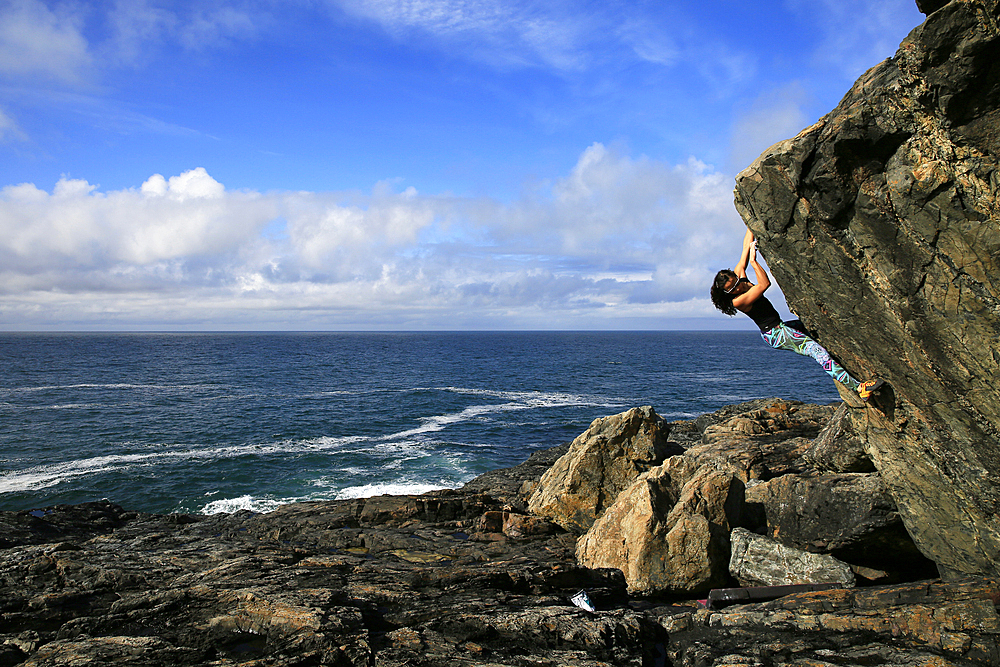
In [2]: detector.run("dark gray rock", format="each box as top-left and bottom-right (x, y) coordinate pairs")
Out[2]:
(804, 402), (875, 473)
(658, 578), (1000, 667)
(0, 496), (657, 667)
(733, 0), (1000, 579)
(744, 472), (938, 579)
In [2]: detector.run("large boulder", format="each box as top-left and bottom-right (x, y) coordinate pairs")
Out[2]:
(575, 400), (866, 595)
(733, 0), (1000, 578)
(729, 527), (856, 587)
(527, 406), (676, 533)
(575, 457), (744, 595)
(574, 398), (934, 596)
(691, 401), (834, 481)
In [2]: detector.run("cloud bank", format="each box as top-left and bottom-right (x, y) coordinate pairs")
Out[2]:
(0, 144), (750, 330)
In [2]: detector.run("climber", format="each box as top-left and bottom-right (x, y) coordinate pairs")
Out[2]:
(710, 228), (883, 401)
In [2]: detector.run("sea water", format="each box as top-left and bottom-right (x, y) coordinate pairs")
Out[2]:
(0, 331), (840, 515)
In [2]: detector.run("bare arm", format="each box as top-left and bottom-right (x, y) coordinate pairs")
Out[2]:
(732, 238), (771, 311)
(734, 228), (754, 279)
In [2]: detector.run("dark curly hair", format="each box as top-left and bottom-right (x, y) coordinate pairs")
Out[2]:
(711, 269), (739, 316)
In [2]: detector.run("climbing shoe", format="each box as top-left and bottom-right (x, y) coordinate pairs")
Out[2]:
(857, 379), (885, 402)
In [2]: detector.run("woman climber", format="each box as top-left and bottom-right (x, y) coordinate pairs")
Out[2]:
(710, 228), (883, 401)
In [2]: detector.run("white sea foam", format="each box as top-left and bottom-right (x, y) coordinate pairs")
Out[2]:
(26, 403), (104, 410)
(712, 393), (759, 403)
(0, 453), (168, 494)
(201, 479), (456, 514)
(2, 383), (208, 393)
(0, 430), (426, 495)
(334, 482), (447, 500)
(200, 494), (291, 515)
(0, 446), (224, 495)
(199, 480), (456, 515)
(387, 389), (622, 441)
(440, 386), (621, 409)
(392, 404), (499, 439)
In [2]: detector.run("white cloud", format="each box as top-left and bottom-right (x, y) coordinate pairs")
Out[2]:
(140, 168), (226, 200)
(0, 0), (92, 83)
(0, 147), (752, 329)
(175, 4), (259, 50)
(0, 0), (264, 82)
(697, 44), (758, 97)
(490, 144), (737, 278)
(103, 0), (175, 66)
(338, 0), (511, 35)
(0, 169), (271, 270)
(101, 0), (262, 66)
(329, 0), (761, 88)
(280, 185), (437, 278)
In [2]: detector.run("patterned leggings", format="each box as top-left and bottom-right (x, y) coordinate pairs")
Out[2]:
(761, 322), (860, 391)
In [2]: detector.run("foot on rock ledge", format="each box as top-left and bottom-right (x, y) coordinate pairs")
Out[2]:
(857, 379), (885, 402)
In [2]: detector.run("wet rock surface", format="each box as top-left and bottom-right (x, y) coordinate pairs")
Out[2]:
(3, 400), (999, 666)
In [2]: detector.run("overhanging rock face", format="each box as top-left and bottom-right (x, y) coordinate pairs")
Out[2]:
(733, 0), (1000, 578)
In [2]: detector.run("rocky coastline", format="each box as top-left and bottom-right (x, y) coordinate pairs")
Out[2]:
(2, 398), (998, 667)
(6, 0), (1000, 664)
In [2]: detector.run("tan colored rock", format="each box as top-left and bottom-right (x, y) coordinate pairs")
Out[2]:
(473, 510), (558, 539)
(689, 401), (834, 481)
(575, 399), (865, 596)
(576, 458), (742, 595)
(527, 406), (673, 533)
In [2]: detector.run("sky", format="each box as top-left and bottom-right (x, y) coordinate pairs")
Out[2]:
(0, 0), (925, 331)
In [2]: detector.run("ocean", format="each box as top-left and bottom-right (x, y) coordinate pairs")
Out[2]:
(0, 331), (840, 515)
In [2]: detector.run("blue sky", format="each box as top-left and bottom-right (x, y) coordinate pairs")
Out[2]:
(0, 0), (924, 330)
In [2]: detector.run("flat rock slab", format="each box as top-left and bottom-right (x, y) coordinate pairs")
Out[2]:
(657, 578), (1000, 667)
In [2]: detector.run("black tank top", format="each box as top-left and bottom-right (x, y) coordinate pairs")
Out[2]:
(743, 296), (782, 332)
